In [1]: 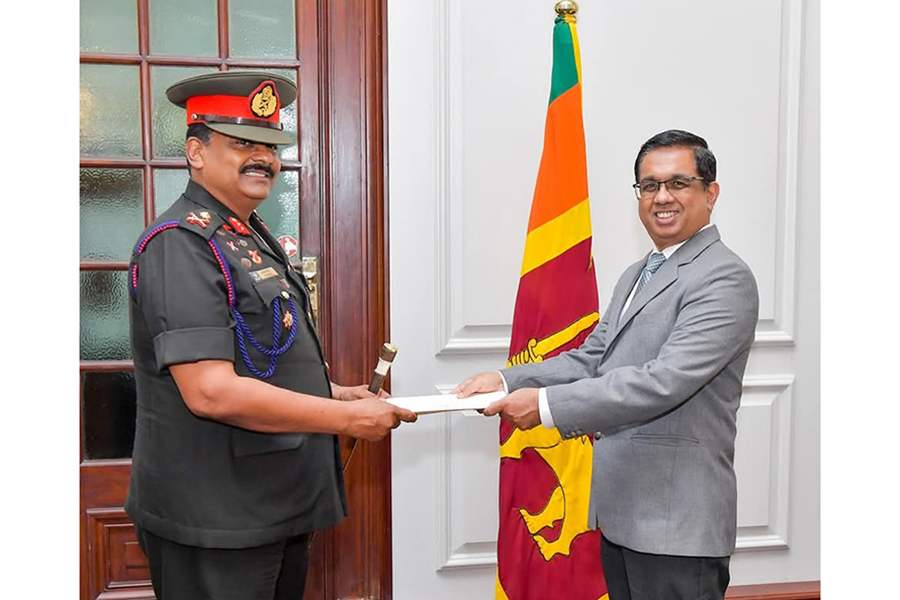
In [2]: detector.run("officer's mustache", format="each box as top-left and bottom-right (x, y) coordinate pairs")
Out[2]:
(240, 163), (275, 178)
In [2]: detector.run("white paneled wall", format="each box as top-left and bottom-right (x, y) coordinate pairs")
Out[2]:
(389, 1), (819, 597)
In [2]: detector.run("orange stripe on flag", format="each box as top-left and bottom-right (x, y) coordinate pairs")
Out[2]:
(527, 85), (588, 233)
(521, 199), (592, 277)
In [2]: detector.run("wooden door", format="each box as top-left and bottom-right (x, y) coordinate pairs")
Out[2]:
(79, 1), (391, 598)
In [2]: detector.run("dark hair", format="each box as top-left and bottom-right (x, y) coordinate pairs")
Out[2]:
(186, 122), (214, 145)
(634, 129), (716, 185)
(185, 123), (214, 172)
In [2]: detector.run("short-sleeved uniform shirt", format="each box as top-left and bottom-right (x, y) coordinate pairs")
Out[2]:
(125, 179), (347, 549)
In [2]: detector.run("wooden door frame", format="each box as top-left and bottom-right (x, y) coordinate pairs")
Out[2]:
(301, 0), (394, 597)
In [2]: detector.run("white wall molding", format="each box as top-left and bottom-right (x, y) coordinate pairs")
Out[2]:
(734, 376), (795, 551)
(433, 384), (498, 571)
(753, 0), (805, 347)
(439, 541), (498, 572)
(434, 407), (456, 571)
(438, 325), (512, 356)
(433, 0), (470, 356)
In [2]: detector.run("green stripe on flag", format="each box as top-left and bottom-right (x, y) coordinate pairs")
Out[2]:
(548, 17), (579, 105)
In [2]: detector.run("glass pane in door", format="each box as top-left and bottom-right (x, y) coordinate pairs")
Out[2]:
(256, 170), (300, 244)
(80, 0), (138, 54)
(154, 168), (191, 217)
(80, 168), (145, 261)
(149, 0), (218, 57)
(151, 65), (217, 158)
(82, 371), (138, 459)
(80, 64), (142, 158)
(229, 0), (296, 59)
(80, 271), (132, 361)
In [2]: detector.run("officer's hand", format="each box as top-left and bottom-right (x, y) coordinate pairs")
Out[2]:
(331, 383), (390, 401)
(451, 371), (504, 399)
(344, 398), (417, 441)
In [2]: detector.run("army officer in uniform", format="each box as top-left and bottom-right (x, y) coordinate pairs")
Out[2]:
(126, 71), (417, 600)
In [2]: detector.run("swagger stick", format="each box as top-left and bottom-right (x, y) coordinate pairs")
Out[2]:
(367, 343), (398, 394)
(342, 343), (399, 473)
(312, 344), (400, 549)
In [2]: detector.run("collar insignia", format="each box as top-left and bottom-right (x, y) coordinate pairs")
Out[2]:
(229, 217), (251, 236)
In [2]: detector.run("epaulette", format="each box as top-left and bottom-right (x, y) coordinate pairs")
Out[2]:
(178, 209), (227, 240)
(130, 210), (229, 299)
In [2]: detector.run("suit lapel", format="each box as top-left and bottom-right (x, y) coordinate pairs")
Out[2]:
(605, 225), (721, 350)
(608, 259), (645, 330)
(607, 258), (677, 347)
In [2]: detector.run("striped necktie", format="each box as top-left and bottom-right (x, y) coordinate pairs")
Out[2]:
(634, 251), (667, 297)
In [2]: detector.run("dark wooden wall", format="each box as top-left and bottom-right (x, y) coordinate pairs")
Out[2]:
(301, 0), (393, 597)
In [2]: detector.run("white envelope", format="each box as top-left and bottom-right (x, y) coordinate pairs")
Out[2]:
(386, 391), (504, 414)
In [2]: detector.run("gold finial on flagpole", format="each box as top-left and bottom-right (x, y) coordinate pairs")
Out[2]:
(555, 0), (579, 18)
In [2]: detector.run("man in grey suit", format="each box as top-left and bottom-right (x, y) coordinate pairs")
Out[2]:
(454, 130), (759, 600)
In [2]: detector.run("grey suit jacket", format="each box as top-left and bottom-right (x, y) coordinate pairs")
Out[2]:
(502, 225), (758, 557)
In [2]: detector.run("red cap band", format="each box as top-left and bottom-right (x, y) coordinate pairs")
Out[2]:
(185, 80), (281, 126)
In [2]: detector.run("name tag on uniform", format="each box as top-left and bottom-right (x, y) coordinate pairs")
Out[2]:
(249, 267), (279, 282)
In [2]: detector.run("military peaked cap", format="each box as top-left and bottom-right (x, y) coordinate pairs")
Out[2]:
(167, 70), (297, 145)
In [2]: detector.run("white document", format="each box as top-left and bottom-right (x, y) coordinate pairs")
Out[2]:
(387, 391), (504, 414)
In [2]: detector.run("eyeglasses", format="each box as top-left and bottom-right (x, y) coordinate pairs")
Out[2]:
(632, 176), (706, 200)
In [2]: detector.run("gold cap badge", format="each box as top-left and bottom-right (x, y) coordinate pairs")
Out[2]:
(249, 81), (279, 118)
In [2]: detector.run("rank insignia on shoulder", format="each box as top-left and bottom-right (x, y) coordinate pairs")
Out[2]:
(229, 217), (250, 236)
(187, 211), (211, 228)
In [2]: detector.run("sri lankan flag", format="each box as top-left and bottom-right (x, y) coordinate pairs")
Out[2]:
(496, 11), (607, 600)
